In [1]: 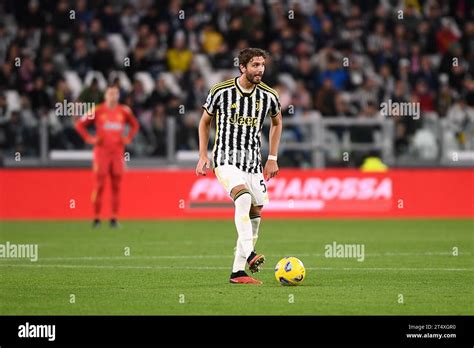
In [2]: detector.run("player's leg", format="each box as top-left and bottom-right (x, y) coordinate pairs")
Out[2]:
(245, 171), (270, 270)
(91, 151), (107, 227)
(230, 183), (253, 265)
(110, 152), (124, 228)
(249, 205), (263, 248)
(214, 165), (262, 284)
(229, 184), (263, 284)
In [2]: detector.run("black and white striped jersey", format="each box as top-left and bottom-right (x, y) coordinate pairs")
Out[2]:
(202, 77), (281, 173)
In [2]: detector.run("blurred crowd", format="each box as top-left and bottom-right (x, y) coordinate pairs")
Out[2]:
(0, 0), (473, 166)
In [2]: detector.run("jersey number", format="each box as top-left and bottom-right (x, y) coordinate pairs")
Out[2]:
(260, 180), (267, 193)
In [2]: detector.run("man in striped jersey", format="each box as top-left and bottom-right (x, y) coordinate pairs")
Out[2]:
(195, 48), (283, 285)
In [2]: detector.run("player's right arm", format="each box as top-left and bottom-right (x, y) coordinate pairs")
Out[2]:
(196, 85), (219, 176)
(75, 108), (98, 145)
(196, 110), (213, 176)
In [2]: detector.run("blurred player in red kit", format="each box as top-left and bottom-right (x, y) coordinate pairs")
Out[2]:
(76, 85), (139, 228)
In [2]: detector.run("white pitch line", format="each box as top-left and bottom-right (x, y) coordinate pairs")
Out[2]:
(0, 250), (469, 261)
(0, 264), (229, 270)
(308, 267), (473, 272)
(0, 264), (471, 272)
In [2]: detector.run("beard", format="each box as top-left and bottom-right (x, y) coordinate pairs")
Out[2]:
(246, 72), (263, 85)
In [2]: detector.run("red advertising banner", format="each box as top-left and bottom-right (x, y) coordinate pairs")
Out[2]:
(0, 169), (472, 219)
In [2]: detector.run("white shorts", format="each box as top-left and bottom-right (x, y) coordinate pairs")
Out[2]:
(214, 165), (269, 206)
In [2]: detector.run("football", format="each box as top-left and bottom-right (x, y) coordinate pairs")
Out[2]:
(274, 257), (306, 286)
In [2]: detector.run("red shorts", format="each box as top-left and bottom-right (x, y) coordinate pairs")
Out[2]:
(93, 148), (124, 177)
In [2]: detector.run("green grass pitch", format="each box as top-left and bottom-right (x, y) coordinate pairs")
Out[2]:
(0, 219), (472, 315)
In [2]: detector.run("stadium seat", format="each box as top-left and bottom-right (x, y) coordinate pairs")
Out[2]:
(107, 34), (128, 66)
(84, 71), (107, 90)
(134, 72), (155, 96)
(5, 90), (21, 111)
(64, 71), (83, 100)
(278, 73), (297, 94)
(109, 71), (132, 92)
(325, 130), (341, 160)
(159, 72), (183, 96)
(411, 128), (439, 160)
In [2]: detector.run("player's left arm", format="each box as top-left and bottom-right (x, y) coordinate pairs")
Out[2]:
(122, 106), (140, 145)
(264, 112), (282, 181)
(75, 108), (98, 145)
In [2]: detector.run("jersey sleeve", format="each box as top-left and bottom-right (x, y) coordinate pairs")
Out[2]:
(270, 92), (281, 118)
(202, 88), (218, 116)
(75, 107), (96, 144)
(123, 105), (139, 142)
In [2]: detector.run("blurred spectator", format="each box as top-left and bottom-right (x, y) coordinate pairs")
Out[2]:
(147, 77), (172, 108)
(226, 17), (246, 49)
(415, 55), (438, 91)
(78, 78), (102, 104)
(75, 0), (94, 26)
(309, 2), (330, 37)
(350, 101), (381, 144)
(293, 81), (312, 111)
(294, 56), (318, 93)
(436, 17), (461, 54)
(186, 75), (207, 110)
(51, 0), (71, 32)
(461, 21), (474, 63)
(378, 64), (396, 101)
(446, 96), (474, 149)
(0, 23), (13, 63)
(39, 60), (62, 89)
(18, 94), (38, 129)
(151, 104), (167, 156)
(315, 78), (336, 116)
(192, 2), (212, 31)
(130, 79), (147, 112)
(0, 62), (19, 90)
(334, 93), (356, 117)
(2, 108), (38, 156)
(0, 0), (470, 165)
(18, 55), (36, 93)
(54, 79), (72, 105)
(29, 76), (51, 111)
(91, 36), (116, 76)
(354, 77), (380, 110)
(166, 33), (193, 74)
(360, 155), (388, 172)
(201, 24), (224, 55)
(120, 4), (140, 40)
(414, 79), (435, 112)
(212, 43), (233, 70)
(319, 54), (348, 90)
(98, 4), (121, 33)
(69, 37), (91, 80)
(411, 127), (439, 160)
(437, 81), (455, 117)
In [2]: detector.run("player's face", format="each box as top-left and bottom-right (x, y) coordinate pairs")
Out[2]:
(243, 56), (265, 84)
(105, 87), (119, 105)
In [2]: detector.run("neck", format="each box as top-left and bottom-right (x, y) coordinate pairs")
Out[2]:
(106, 102), (117, 108)
(238, 74), (254, 90)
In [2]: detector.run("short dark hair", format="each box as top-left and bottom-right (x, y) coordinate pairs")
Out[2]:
(238, 48), (268, 73)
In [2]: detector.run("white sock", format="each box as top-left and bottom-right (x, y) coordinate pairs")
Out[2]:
(232, 190), (253, 273)
(250, 216), (261, 248)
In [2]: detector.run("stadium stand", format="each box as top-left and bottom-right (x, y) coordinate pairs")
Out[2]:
(0, 0), (472, 167)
